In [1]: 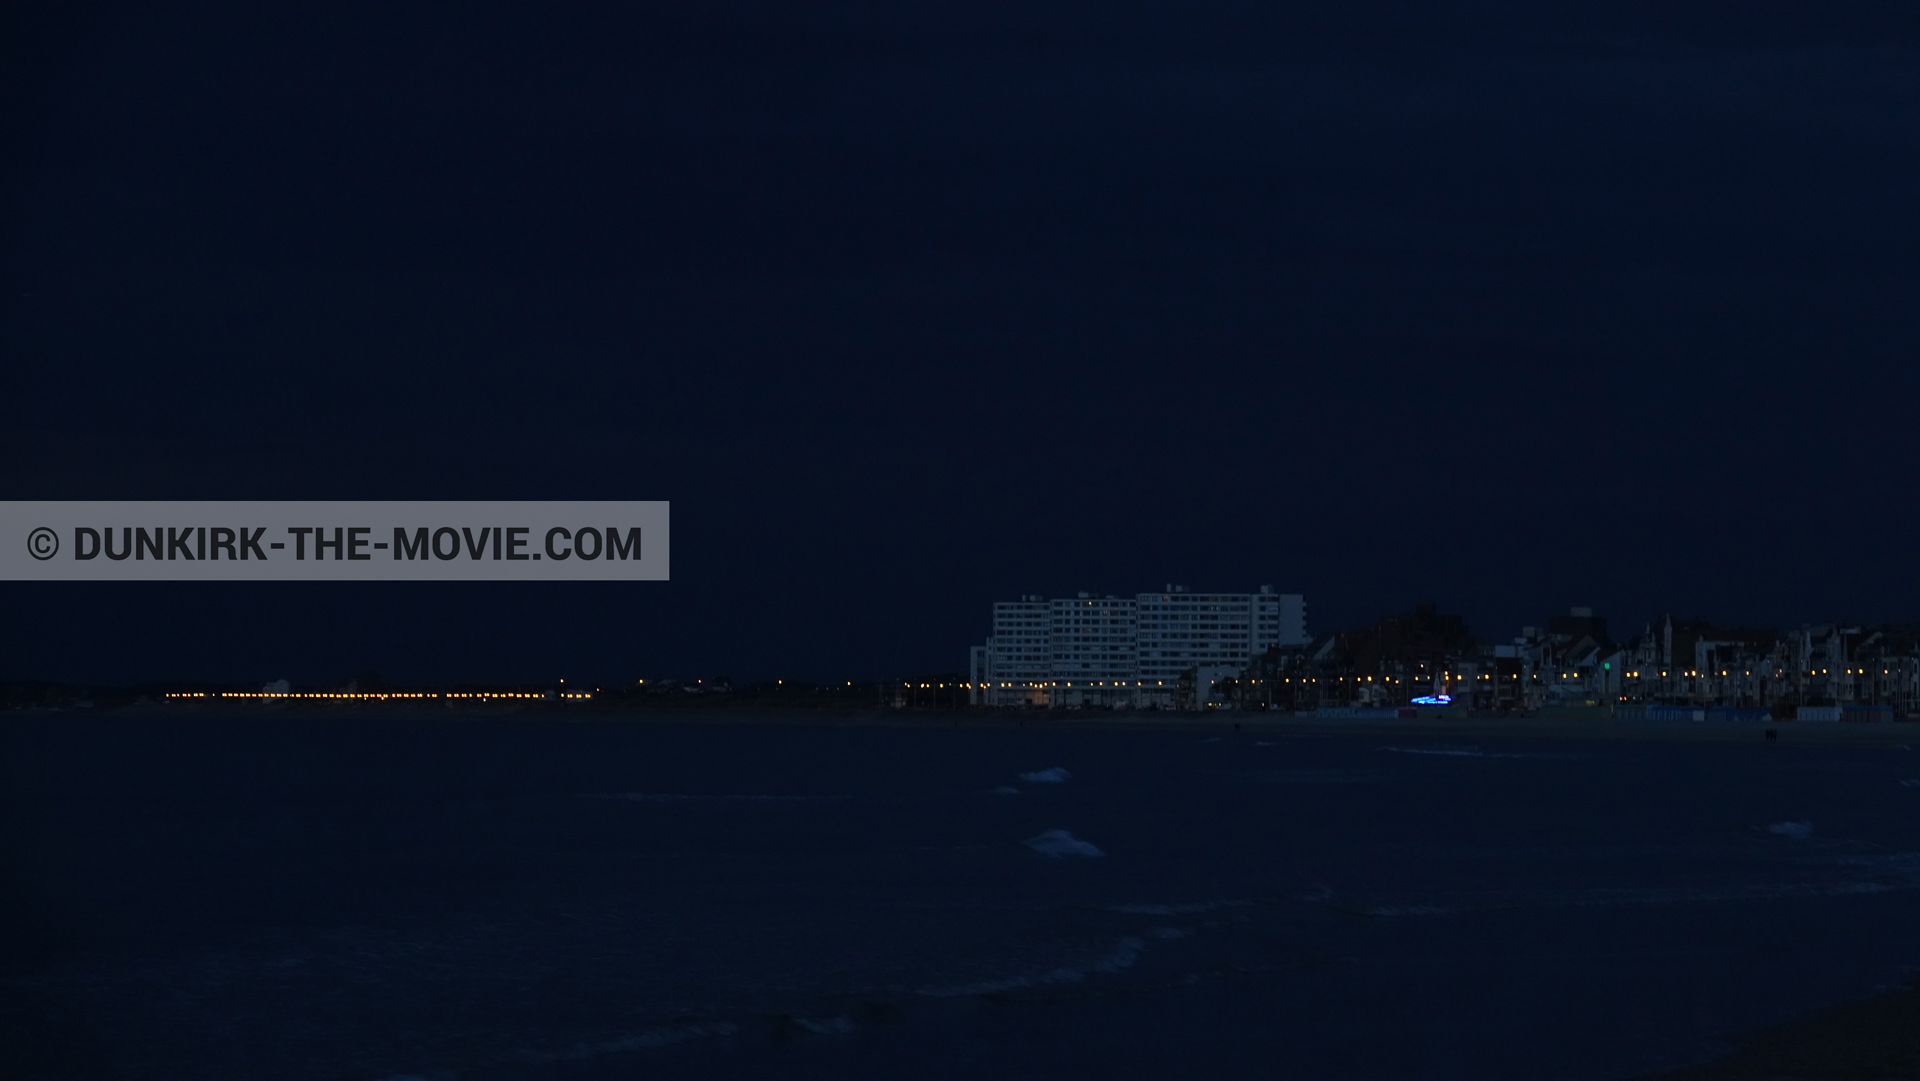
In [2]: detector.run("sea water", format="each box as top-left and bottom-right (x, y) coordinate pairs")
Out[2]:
(3, 712), (1919, 1080)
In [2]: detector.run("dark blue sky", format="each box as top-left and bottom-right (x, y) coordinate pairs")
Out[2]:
(4, 1), (1917, 685)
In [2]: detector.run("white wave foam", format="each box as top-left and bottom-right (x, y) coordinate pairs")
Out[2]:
(990, 785), (1021, 795)
(1767, 821), (1814, 839)
(916, 937), (1144, 997)
(1024, 829), (1105, 858)
(1901, 779), (1920, 788)
(1254, 740), (1275, 746)
(1019, 767), (1071, 783)
(794, 1016), (854, 1035)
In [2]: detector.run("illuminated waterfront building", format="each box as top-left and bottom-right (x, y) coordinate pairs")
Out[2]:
(972, 586), (1308, 708)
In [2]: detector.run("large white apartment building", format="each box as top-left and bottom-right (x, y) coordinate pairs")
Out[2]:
(1048, 593), (1138, 705)
(972, 585), (1307, 707)
(986, 597), (1052, 705)
(1137, 587), (1306, 684)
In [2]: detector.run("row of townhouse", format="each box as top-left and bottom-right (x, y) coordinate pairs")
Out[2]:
(1606, 619), (1920, 715)
(969, 586), (1308, 708)
(1234, 609), (1920, 717)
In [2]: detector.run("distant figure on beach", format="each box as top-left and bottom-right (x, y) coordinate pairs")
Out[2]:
(1765, 728), (1778, 742)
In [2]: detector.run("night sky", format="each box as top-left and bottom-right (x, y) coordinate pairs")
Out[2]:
(4, 1), (1917, 686)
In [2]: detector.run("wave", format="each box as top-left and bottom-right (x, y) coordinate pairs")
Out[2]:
(1024, 829), (1105, 858)
(1256, 768), (1382, 784)
(1357, 879), (1902, 918)
(1108, 899), (1254, 916)
(916, 937), (1144, 997)
(1382, 745), (1485, 757)
(585, 793), (814, 802)
(1381, 746), (1582, 760)
(515, 1021), (738, 1064)
(1019, 767), (1071, 783)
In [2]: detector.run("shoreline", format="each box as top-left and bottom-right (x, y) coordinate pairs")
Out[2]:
(20, 703), (1920, 745)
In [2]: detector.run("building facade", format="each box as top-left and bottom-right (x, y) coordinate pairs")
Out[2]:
(974, 585), (1307, 708)
(1234, 610), (1920, 718)
(983, 596), (1051, 706)
(1048, 593), (1139, 707)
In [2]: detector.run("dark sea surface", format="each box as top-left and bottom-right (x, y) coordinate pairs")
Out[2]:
(4, 712), (1920, 1080)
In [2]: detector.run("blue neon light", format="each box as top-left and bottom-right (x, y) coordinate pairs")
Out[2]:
(1410, 694), (1453, 706)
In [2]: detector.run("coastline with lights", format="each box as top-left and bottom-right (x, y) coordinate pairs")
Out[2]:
(6, 682), (1916, 745)
(966, 592), (1920, 721)
(161, 690), (596, 702)
(9, 597), (1919, 728)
